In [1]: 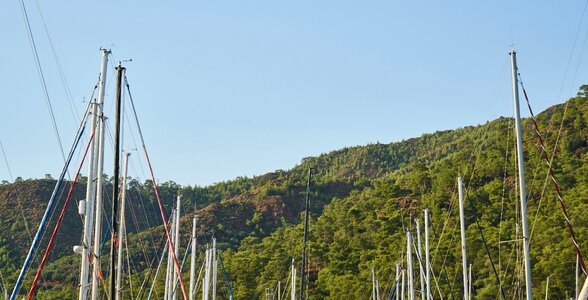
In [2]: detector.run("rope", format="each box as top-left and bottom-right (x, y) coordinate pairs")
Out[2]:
(26, 128), (95, 299)
(463, 188), (507, 300)
(126, 77), (188, 299)
(519, 80), (588, 276)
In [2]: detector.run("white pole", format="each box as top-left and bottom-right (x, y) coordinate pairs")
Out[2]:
(376, 279), (380, 300)
(458, 177), (469, 300)
(468, 264), (472, 300)
(407, 232), (414, 300)
(203, 247), (210, 300)
(577, 256), (580, 300)
(424, 209), (431, 300)
(212, 238), (217, 300)
(372, 266), (376, 300)
(401, 270), (405, 300)
(415, 220), (425, 300)
(87, 48), (109, 300)
(395, 264), (400, 300)
(189, 217), (198, 300)
(115, 153), (130, 300)
(544, 275), (549, 300)
(166, 210), (176, 300)
(291, 259), (296, 300)
(172, 196), (181, 300)
(578, 276), (588, 300)
(510, 50), (533, 300)
(78, 101), (98, 300)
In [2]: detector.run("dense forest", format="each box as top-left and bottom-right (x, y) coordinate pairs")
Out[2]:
(1, 88), (588, 299)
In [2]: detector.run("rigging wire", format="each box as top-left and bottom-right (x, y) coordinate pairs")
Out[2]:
(125, 76), (189, 299)
(518, 79), (587, 276)
(498, 118), (513, 284)
(9, 96), (91, 300)
(26, 126), (95, 299)
(0, 139), (13, 181)
(0, 139), (34, 243)
(463, 187), (507, 300)
(17, 0), (67, 165)
(556, 0), (588, 101)
(124, 226), (136, 299)
(32, 0), (80, 124)
(143, 220), (172, 300)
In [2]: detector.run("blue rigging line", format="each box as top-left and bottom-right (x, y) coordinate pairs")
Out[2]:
(9, 126), (85, 300)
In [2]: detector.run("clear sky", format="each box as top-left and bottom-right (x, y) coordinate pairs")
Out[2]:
(1, 1), (587, 186)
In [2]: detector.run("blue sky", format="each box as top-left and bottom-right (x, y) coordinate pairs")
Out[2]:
(1, 1), (587, 186)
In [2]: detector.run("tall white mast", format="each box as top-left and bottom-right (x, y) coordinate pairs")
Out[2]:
(89, 48), (110, 300)
(510, 50), (533, 300)
(407, 231), (414, 300)
(291, 259), (296, 300)
(189, 216), (198, 300)
(468, 264), (472, 300)
(172, 196), (181, 300)
(424, 209), (431, 300)
(371, 266), (376, 300)
(401, 270), (405, 300)
(164, 210), (175, 300)
(395, 264), (399, 300)
(115, 152), (130, 300)
(415, 219), (425, 300)
(78, 94), (98, 300)
(203, 246), (210, 300)
(376, 279), (380, 300)
(212, 238), (217, 300)
(458, 177), (469, 300)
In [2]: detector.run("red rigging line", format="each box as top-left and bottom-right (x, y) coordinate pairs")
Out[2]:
(126, 77), (188, 299)
(26, 128), (96, 299)
(519, 80), (587, 276)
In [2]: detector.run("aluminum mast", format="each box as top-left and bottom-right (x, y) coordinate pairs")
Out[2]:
(510, 50), (532, 300)
(458, 177), (469, 300)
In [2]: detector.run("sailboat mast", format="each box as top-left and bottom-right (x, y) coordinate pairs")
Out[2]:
(395, 264), (399, 300)
(291, 259), (296, 300)
(109, 62), (124, 300)
(510, 50), (533, 300)
(371, 267), (376, 300)
(424, 209), (431, 300)
(165, 210), (175, 300)
(189, 216), (198, 300)
(90, 48), (110, 300)
(415, 219), (425, 299)
(79, 49), (108, 300)
(458, 177), (469, 300)
(299, 168), (311, 300)
(115, 152), (130, 300)
(407, 231), (414, 300)
(212, 238), (217, 300)
(173, 195), (181, 300)
(401, 270), (405, 300)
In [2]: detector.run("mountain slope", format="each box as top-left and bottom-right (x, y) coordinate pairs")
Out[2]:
(2, 93), (588, 299)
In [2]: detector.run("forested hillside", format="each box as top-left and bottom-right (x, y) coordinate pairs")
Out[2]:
(2, 90), (588, 299)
